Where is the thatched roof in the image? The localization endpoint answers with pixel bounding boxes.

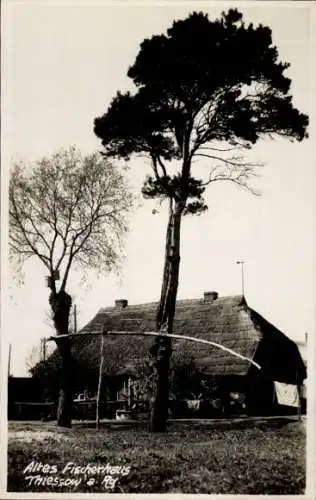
[70,294,306,383]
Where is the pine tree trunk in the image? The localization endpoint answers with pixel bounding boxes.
[149,200,184,432]
[49,290,73,428]
[156,198,173,328]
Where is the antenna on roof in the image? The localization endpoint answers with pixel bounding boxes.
[236,260,245,297]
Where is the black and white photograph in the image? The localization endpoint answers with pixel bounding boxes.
[1,0,315,496]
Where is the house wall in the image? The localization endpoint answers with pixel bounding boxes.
[249,309,307,384]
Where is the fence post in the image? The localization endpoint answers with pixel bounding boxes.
[297,383,302,422]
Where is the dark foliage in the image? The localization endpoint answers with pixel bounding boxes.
[94,9,308,212]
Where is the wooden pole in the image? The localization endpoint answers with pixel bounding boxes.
[297,384,302,421]
[236,260,245,296]
[8,344,12,377]
[127,377,132,411]
[297,368,302,422]
[42,337,47,362]
[296,367,301,422]
[74,305,77,334]
[96,333,105,430]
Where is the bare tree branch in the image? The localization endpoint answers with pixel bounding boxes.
[197,156,264,196]
[9,147,134,293]
[9,197,51,269]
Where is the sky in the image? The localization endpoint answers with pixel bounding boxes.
[2,1,315,377]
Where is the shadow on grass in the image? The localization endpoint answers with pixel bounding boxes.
[8,419,306,494]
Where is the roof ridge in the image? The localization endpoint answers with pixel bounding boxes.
[98,294,245,313]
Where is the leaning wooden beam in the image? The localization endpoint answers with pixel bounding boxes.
[47,330,261,370]
[96,333,105,430]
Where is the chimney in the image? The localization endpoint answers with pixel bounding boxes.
[204,291,218,302]
[115,299,128,309]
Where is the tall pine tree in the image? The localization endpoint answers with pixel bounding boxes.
[94,10,308,431]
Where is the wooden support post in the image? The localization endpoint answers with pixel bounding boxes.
[127,377,132,411]
[42,337,47,362]
[297,383,302,422]
[8,344,12,377]
[96,333,105,430]
[296,368,302,422]
[74,305,77,334]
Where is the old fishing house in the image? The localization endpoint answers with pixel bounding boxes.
[67,292,306,417]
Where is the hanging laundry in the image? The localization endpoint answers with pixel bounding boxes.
[274,382,299,407]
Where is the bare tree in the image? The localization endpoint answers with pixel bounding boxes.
[9,146,133,426]
[25,345,41,373]
[25,339,55,373]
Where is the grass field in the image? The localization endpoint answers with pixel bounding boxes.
[8,419,305,494]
